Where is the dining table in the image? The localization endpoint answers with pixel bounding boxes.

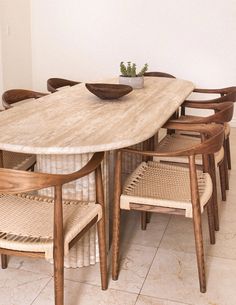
[0,76,194,268]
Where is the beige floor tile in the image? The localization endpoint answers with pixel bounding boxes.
[159,195,236,260]
[8,256,53,276]
[136,295,190,305]
[141,248,236,305]
[65,243,157,294]
[120,211,170,247]
[32,279,138,305]
[0,268,51,305]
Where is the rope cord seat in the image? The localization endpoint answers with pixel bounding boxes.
[0,193,102,259]
[154,134,224,165]
[177,114,230,137]
[120,161,212,218]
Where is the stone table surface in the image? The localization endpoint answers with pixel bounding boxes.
[0,77,194,154]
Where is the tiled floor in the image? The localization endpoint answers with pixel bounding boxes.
[1,128,236,305]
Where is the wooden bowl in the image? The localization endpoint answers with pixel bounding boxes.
[85,83,133,100]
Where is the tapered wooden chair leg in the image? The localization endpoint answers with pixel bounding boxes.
[209,155,219,231]
[1,254,8,269]
[141,212,147,230]
[206,199,216,244]
[112,150,122,281]
[218,161,227,201]
[223,141,229,190]
[225,137,231,170]
[54,253,64,305]
[193,208,206,293]
[140,136,154,230]
[96,164,108,290]
[54,186,64,305]
[189,156,206,293]
[146,212,151,223]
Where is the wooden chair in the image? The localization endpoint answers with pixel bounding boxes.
[1,89,48,171]
[0,151,107,305]
[158,102,234,208]
[182,88,236,170]
[144,71,176,78]
[2,89,48,109]
[112,123,224,293]
[47,78,80,93]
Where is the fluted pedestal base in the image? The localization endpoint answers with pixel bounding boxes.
[36,152,109,268]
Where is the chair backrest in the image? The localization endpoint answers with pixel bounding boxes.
[181,101,234,124]
[47,78,80,93]
[144,71,176,78]
[205,91,236,104]
[123,123,224,158]
[0,152,104,194]
[194,86,236,96]
[2,89,48,109]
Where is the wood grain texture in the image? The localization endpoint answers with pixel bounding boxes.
[0,77,194,154]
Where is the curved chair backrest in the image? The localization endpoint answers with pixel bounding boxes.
[2,89,47,109]
[47,78,80,93]
[123,123,224,158]
[0,152,104,194]
[144,71,176,78]
[194,86,236,96]
[210,91,236,103]
[180,101,234,124]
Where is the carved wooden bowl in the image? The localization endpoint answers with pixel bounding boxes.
[85,83,133,100]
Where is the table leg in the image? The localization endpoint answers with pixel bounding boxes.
[36,152,109,268]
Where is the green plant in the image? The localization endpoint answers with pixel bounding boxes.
[120,62,148,77]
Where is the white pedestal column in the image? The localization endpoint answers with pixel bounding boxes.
[36,152,109,268]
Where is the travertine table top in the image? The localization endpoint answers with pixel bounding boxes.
[0,77,194,154]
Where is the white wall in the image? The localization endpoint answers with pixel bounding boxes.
[30,0,236,122]
[0,0,32,90]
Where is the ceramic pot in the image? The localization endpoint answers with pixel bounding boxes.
[119,76,144,89]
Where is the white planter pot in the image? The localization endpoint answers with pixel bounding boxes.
[119,76,144,89]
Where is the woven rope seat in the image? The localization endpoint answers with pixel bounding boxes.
[0,193,101,259]
[120,161,212,218]
[177,114,230,137]
[154,134,224,165]
[2,151,36,170]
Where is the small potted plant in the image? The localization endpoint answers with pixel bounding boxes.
[119,62,148,89]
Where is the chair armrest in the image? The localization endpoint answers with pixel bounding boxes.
[0,152,104,193]
[194,87,236,95]
[182,101,224,110]
[122,123,224,157]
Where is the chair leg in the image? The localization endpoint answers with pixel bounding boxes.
[112,150,122,281]
[54,251,64,305]
[140,136,154,230]
[1,254,8,269]
[141,212,147,230]
[223,141,229,191]
[209,155,219,231]
[192,206,206,293]
[218,161,227,201]
[146,212,151,223]
[189,156,206,293]
[54,186,64,305]
[95,164,108,290]
[97,219,108,289]
[225,137,231,170]
[206,199,215,244]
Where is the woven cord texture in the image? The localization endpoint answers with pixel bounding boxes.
[123,161,207,203]
[0,193,101,258]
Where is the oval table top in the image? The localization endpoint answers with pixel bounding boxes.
[0,77,194,154]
